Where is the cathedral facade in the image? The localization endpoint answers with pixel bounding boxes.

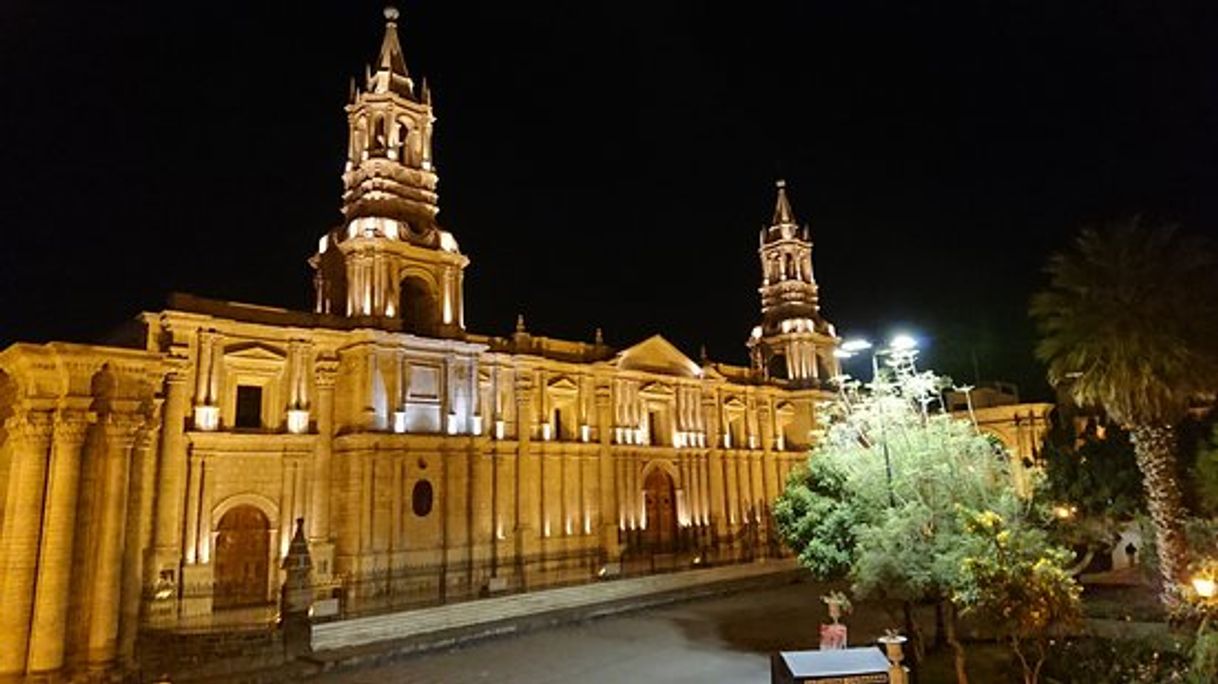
[0,10,839,679]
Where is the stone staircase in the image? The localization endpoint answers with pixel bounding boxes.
[310,558,798,660]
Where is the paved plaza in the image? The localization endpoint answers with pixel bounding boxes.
[317,579,885,684]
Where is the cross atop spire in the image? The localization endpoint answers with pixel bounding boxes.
[369,6,415,98]
[772,179,796,226]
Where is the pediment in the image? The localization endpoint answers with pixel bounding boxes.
[614,335,701,378]
[640,381,674,396]
[547,376,579,393]
[775,401,796,415]
[223,342,287,362]
[723,395,747,411]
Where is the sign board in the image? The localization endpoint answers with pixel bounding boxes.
[771,647,891,684]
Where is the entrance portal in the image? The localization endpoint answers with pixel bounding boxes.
[643,469,677,550]
[214,505,271,609]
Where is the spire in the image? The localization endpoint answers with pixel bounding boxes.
[371,6,414,97]
[772,179,796,226]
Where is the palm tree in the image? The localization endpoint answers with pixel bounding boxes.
[1030,217,1218,602]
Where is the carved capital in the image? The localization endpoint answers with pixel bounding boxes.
[164,358,193,385]
[315,356,340,389]
[52,408,95,445]
[513,383,535,406]
[100,412,148,446]
[7,409,56,444]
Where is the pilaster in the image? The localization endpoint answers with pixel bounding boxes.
[513,378,539,580]
[309,357,338,585]
[151,364,191,597]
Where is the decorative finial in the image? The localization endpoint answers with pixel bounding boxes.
[595,328,604,345]
[516,314,526,333]
[700,344,709,364]
[384,6,400,22]
[776,179,786,189]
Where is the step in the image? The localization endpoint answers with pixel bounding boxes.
[311,559,797,653]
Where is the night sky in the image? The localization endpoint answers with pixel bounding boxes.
[3,2,1215,398]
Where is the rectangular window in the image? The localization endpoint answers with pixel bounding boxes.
[235,385,263,429]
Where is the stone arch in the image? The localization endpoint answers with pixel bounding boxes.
[395,117,412,164]
[399,269,440,336]
[211,492,279,531]
[640,458,681,489]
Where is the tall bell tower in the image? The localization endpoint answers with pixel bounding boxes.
[747,180,839,385]
[311,7,467,338]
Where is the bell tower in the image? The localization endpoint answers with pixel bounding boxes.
[311,7,467,338]
[747,180,839,385]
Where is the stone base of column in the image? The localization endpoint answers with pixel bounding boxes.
[179,564,214,619]
[281,612,313,661]
[308,540,336,585]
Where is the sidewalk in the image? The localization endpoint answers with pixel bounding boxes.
[307,558,800,673]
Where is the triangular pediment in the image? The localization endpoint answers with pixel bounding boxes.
[547,376,579,392]
[614,335,701,378]
[640,381,674,396]
[223,342,286,362]
[723,395,747,411]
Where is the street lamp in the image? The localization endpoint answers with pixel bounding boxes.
[837,335,920,508]
[1193,576,1216,600]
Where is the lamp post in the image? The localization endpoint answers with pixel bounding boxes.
[835,334,920,508]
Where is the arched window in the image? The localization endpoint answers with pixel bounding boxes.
[353,116,368,160]
[371,115,386,154]
[784,253,794,280]
[767,353,789,380]
[412,480,434,517]
[396,118,411,164]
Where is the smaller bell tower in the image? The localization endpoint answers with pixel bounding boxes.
[747,180,839,385]
[310,7,467,338]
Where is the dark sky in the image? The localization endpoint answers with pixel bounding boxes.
[2,2,1215,398]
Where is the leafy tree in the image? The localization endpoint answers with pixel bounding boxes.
[1030,217,1218,601]
[1190,424,1218,517]
[1042,422,1143,519]
[775,356,1078,684]
[953,507,1083,684]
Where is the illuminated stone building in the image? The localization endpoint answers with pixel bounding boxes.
[0,9,838,679]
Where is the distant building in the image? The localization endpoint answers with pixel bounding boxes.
[0,10,839,678]
[945,382,1053,494]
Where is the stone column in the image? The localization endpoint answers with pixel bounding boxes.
[703,398,727,536]
[0,410,54,677]
[594,386,617,557]
[26,410,91,675]
[309,360,337,582]
[120,422,160,664]
[514,379,538,585]
[84,413,142,669]
[151,366,190,584]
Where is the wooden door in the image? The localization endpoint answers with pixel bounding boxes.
[214,505,270,609]
[643,469,677,550]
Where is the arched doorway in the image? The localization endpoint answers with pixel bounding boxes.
[214,505,271,609]
[643,469,677,550]
[399,275,439,336]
